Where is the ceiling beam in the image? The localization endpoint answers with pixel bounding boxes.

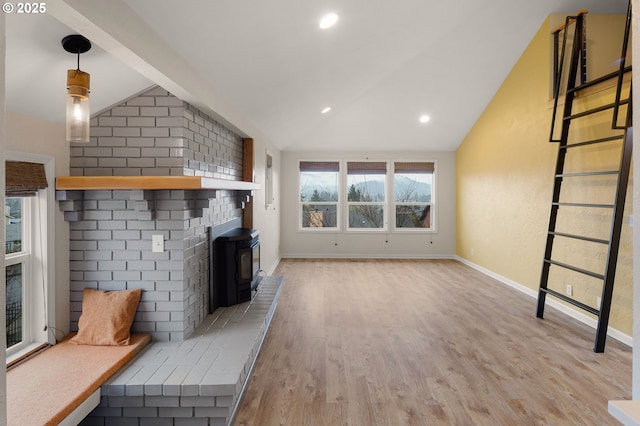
[45,0,261,140]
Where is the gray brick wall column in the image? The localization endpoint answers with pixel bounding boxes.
[65,85,245,342]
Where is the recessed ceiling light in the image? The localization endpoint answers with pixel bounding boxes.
[419,115,430,124]
[319,13,339,29]
[321,107,332,114]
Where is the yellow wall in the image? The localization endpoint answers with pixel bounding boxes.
[456,16,633,336]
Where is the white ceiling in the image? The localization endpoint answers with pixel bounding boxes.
[5,0,628,152]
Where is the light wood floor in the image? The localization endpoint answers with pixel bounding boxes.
[234,259,631,425]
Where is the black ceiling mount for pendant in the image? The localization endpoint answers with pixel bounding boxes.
[61,34,91,55]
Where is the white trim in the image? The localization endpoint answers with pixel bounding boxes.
[345,161,388,232]
[5,342,46,366]
[58,388,101,426]
[298,159,341,231]
[265,257,282,276]
[391,159,437,232]
[281,253,455,260]
[297,158,439,234]
[455,256,633,348]
[4,152,56,350]
[265,149,274,209]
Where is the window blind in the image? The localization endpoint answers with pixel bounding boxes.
[6,161,48,197]
[299,161,339,172]
[394,162,434,173]
[347,161,387,175]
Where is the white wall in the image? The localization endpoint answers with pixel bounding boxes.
[251,138,281,274]
[280,150,456,258]
[5,111,70,338]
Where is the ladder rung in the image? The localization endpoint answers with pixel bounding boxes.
[552,202,614,209]
[562,135,625,149]
[540,288,600,315]
[544,259,605,280]
[563,100,629,121]
[556,170,619,178]
[567,66,632,93]
[549,231,609,245]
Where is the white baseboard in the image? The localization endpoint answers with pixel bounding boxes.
[265,257,282,276]
[280,253,456,260]
[455,256,633,348]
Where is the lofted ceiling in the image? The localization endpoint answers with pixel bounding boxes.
[5,0,628,152]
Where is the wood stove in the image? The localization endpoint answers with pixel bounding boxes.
[210,227,261,312]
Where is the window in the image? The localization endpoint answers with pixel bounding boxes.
[6,197,28,348]
[5,156,53,359]
[299,161,339,229]
[265,152,274,208]
[297,158,437,234]
[393,161,434,230]
[347,162,387,230]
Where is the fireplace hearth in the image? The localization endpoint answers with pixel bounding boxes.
[210,227,261,312]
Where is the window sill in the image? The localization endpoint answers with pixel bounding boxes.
[7,342,49,369]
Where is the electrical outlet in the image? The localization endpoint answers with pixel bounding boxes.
[597,296,602,308]
[471,248,475,256]
[566,284,573,296]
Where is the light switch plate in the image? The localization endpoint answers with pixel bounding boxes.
[152,234,164,253]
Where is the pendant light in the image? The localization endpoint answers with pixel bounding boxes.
[62,35,92,143]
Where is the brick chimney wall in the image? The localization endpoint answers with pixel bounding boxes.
[65,85,245,341]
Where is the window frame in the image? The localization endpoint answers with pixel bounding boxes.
[345,161,388,232]
[5,197,32,352]
[298,160,341,231]
[265,150,274,208]
[391,160,436,233]
[5,152,55,362]
[296,158,438,235]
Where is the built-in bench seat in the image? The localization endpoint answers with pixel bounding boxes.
[7,333,151,426]
[82,275,283,426]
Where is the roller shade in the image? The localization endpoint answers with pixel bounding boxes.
[394,162,434,173]
[347,161,387,175]
[6,161,48,197]
[299,161,339,172]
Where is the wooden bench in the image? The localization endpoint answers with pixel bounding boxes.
[7,333,150,426]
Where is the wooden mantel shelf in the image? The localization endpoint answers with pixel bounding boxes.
[56,176,259,191]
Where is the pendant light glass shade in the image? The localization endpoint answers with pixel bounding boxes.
[66,69,90,143]
[62,34,92,143]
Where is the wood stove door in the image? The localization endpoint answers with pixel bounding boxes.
[236,245,252,303]
[238,247,252,282]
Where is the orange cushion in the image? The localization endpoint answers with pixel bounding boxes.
[8,333,151,426]
[71,288,142,346]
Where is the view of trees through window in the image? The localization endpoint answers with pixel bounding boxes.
[394,162,433,229]
[346,161,387,229]
[299,162,339,229]
[299,160,434,231]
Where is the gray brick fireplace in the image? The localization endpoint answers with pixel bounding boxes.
[58,85,251,341]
